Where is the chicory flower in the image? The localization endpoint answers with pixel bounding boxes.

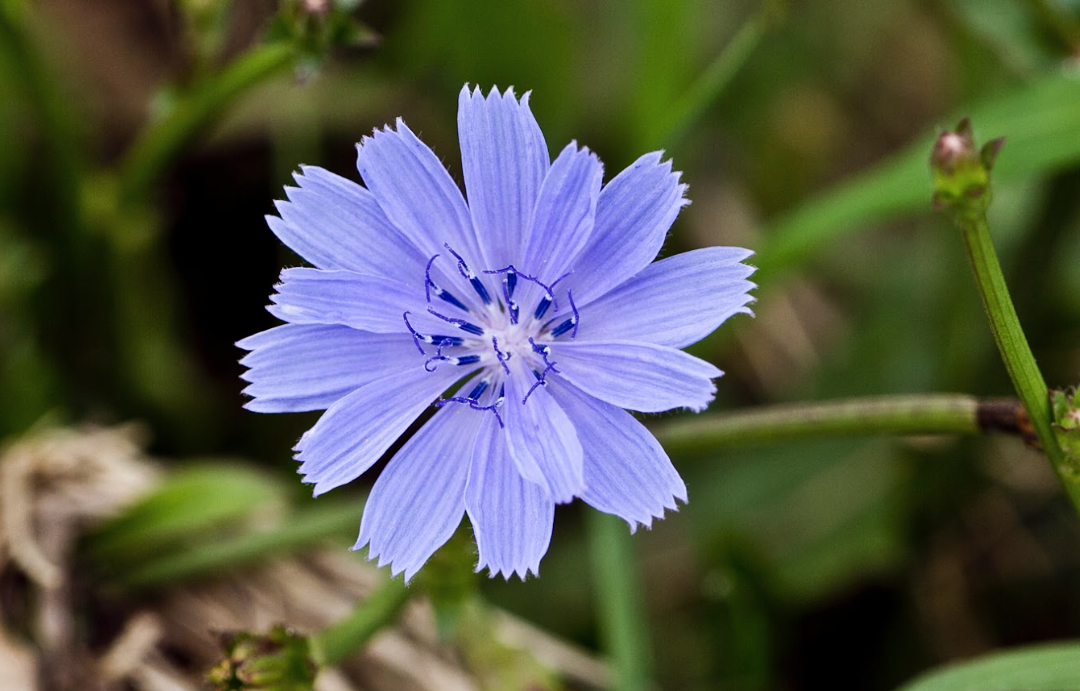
[239,85,755,580]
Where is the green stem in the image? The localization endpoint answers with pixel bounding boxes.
[646,10,768,151]
[311,579,412,667]
[958,213,1080,511]
[117,501,361,588]
[586,511,653,691]
[653,394,1015,458]
[118,42,295,205]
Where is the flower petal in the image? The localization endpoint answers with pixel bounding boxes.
[466,415,555,579]
[294,364,463,496]
[458,85,549,269]
[503,371,585,503]
[268,166,428,281]
[237,324,421,412]
[549,340,720,413]
[521,142,602,284]
[571,247,756,348]
[354,403,479,581]
[356,119,485,270]
[548,379,686,530]
[267,268,422,333]
[565,152,687,305]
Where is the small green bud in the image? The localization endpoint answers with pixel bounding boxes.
[208,625,317,691]
[1051,387,1080,460]
[930,118,1005,217]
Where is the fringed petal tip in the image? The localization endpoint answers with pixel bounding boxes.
[475,561,541,581]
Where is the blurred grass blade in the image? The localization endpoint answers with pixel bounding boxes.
[647,10,769,150]
[119,42,295,205]
[897,642,1080,691]
[88,464,287,568]
[759,67,1080,275]
[117,500,362,589]
[586,511,653,691]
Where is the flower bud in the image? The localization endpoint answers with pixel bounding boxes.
[207,625,317,691]
[930,118,1005,213]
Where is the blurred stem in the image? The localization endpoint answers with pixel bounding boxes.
[118,42,295,206]
[1021,0,1080,52]
[310,579,412,667]
[117,501,361,588]
[654,394,1026,458]
[586,511,653,691]
[647,9,769,150]
[957,211,1080,511]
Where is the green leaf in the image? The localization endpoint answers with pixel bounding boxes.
[87,464,287,569]
[897,642,1080,691]
[759,68,1080,275]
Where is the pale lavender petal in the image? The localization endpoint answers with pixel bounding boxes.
[295,365,464,496]
[548,379,686,531]
[238,324,421,412]
[356,119,485,271]
[269,166,428,281]
[503,370,585,503]
[565,152,688,305]
[354,404,479,581]
[550,340,720,413]
[267,268,423,333]
[521,142,602,284]
[570,247,756,348]
[458,85,549,270]
[466,415,555,579]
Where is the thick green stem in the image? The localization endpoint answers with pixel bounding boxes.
[958,214,1080,510]
[586,511,653,691]
[310,579,412,667]
[653,394,1021,458]
[118,42,295,205]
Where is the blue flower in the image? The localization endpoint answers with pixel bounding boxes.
[238,85,755,581]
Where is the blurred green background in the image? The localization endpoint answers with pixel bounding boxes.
[2,0,1080,689]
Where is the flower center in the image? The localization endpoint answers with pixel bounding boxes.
[401,244,580,426]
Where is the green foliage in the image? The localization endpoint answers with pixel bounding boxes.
[896,642,1080,691]
[87,464,287,572]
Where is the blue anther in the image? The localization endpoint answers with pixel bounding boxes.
[428,308,486,336]
[425,255,469,311]
[430,335,465,347]
[469,276,492,305]
[467,380,490,400]
[551,320,575,337]
[455,354,481,366]
[533,296,552,320]
[567,290,580,338]
[506,269,517,297]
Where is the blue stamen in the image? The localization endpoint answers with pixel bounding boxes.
[467,380,490,400]
[506,269,517,297]
[428,308,486,336]
[402,312,426,354]
[491,336,512,375]
[444,243,493,305]
[455,355,481,366]
[551,319,575,337]
[436,383,505,427]
[469,276,492,305]
[550,291,580,338]
[425,255,469,310]
[534,297,552,320]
